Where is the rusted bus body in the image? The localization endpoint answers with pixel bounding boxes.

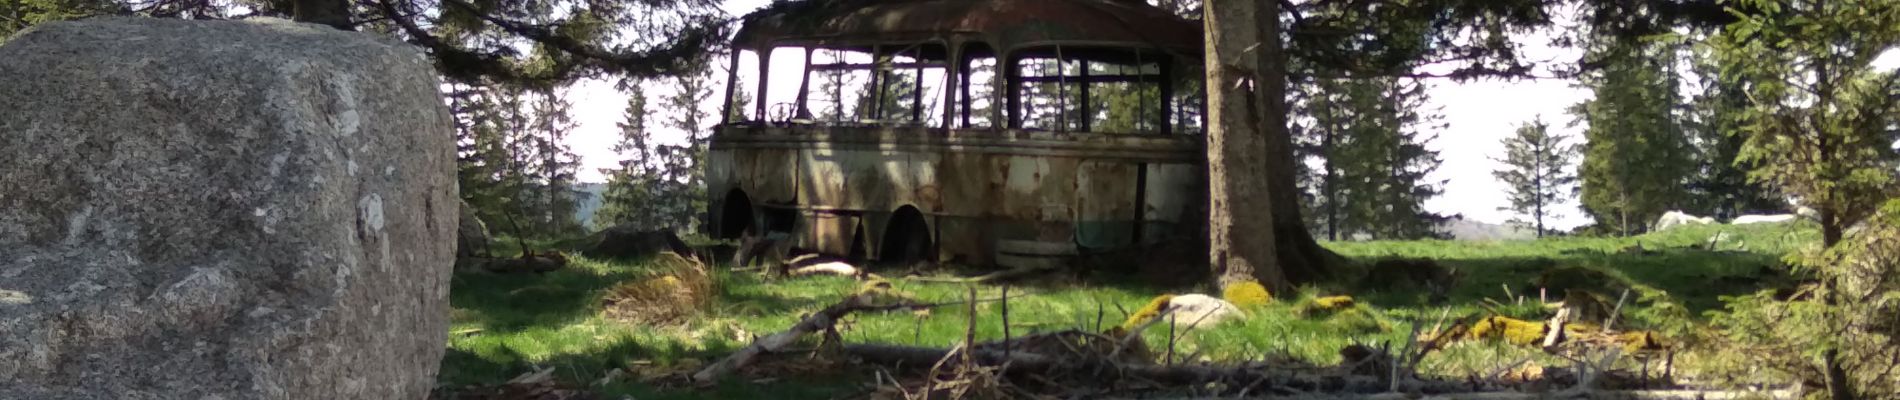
[707,125,1203,266]
[708,0,1208,267]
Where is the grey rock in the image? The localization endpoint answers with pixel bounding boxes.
[0,17,455,400]
[458,199,491,259]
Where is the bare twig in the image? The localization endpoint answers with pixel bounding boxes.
[1483,356,1535,385]
[1604,288,1632,332]
[1166,311,1178,366]
[1393,321,1422,392]
[1094,297,1107,332]
[694,289,1029,383]
[1110,308,1177,360]
[1001,285,1012,363]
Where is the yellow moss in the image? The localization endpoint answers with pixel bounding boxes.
[1315,296,1355,309]
[1120,294,1176,331]
[1466,316,1548,346]
[654,275,684,287]
[1293,295,1357,317]
[1617,331,1666,353]
[1222,281,1273,307]
[1564,322,1601,336]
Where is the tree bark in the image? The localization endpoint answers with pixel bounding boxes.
[292,0,354,31]
[1202,0,1289,292]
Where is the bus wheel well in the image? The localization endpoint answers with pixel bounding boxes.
[879,205,931,266]
[718,189,756,239]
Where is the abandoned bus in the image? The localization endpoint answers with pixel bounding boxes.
[707,0,1208,269]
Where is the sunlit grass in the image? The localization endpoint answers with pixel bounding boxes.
[437,221,1818,398]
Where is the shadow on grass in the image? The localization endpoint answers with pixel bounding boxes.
[436,336,804,398]
[449,253,703,334]
[1342,245,1793,321]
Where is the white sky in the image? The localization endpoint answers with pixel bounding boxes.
[556,0,1900,232]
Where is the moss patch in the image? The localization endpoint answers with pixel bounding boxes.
[1223,281,1273,307]
[1120,294,1176,331]
[1466,316,1548,346]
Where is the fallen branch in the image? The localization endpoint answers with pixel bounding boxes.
[691,291,1030,383]
[691,294,866,383]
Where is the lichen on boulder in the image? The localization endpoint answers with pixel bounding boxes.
[0,16,455,399]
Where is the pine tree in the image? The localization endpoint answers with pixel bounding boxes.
[1492,117,1577,237]
[596,81,659,230]
[1355,77,1448,240]
[1295,77,1353,240]
[448,84,514,232]
[727,87,753,123]
[525,89,585,237]
[855,61,921,124]
[1708,1,1900,396]
[652,59,717,233]
[486,85,537,238]
[1683,42,1783,220]
[1572,39,1696,236]
[1296,77,1447,240]
[1,0,122,38]
[964,59,999,128]
[815,63,852,122]
[1021,59,1087,131]
[1093,61,1168,134]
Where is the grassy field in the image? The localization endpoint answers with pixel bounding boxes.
[434,221,1818,398]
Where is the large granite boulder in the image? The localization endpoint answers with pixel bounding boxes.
[0,17,456,399]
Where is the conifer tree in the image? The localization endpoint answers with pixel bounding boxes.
[448,84,515,231]
[1708,1,1900,396]
[1683,42,1783,219]
[1492,116,1577,237]
[1572,39,1696,236]
[596,82,658,229]
[523,89,584,237]
[856,61,921,124]
[651,59,716,233]
[1295,77,1446,240]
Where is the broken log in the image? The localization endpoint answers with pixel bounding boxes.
[691,294,866,383]
[691,291,1031,383]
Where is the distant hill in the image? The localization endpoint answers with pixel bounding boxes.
[1437,216,1537,241]
[573,182,606,229]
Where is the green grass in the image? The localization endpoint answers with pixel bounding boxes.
[436,221,1819,398]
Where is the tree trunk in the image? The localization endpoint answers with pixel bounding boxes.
[292,0,353,31]
[1202,0,1288,292]
[1819,208,1855,400]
